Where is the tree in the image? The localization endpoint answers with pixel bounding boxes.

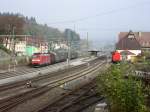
[0,13,25,35]
[63,29,80,41]
[97,63,148,112]
[0,13,25,49]
[0,12,81,53]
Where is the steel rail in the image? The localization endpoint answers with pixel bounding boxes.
[0,59,107,112]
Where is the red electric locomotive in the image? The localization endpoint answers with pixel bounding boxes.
[112,51,121,63]
[31,53,55,66]
[31,51,78,67]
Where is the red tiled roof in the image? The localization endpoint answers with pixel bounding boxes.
[116,31,141,50]
[119,32,150,48]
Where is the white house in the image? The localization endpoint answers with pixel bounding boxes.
[15,41,27,55]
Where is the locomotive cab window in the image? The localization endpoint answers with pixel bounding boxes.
[32,55,40,58]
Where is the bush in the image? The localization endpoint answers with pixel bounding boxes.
[0,44,11,54]
[97,63,148,112]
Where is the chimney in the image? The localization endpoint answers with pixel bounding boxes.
[138,32,142,37]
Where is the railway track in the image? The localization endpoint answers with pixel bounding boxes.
[38,80,104,112]
[0,58,81,79]
[0,57,101,92]
[0,63,86,92]
[0,57,107,112]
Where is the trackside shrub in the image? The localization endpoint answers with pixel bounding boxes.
[97,63,148,112]
[0,44,11,54]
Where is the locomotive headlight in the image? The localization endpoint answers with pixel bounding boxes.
[32,59,40,61]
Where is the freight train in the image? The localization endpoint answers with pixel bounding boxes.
[31,51,78,66]
[111,51,121,63]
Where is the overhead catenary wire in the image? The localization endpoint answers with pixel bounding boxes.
[47,1,150,25]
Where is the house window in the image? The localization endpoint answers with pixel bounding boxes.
[128,35,134,39]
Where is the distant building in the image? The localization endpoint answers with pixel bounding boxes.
[15,36,44,56]
[15,40,27,56]
[39,42,49,53]
[54,41,69,50]
[116,30,141,61]
[1,36,47,56]
[17,37,49,55]
[1,35,72,56]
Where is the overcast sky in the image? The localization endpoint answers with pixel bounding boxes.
[0,0,150,47]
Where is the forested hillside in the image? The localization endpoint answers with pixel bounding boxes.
[0,13,80,42]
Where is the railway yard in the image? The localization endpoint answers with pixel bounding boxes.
[0,56,109,112]
[0,1,150,111]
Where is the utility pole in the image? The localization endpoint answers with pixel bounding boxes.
[12,26,16,71]
[74,24,76,32]
[87,32,89,56]
[12,27,15,53]
[67,29,71,67]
